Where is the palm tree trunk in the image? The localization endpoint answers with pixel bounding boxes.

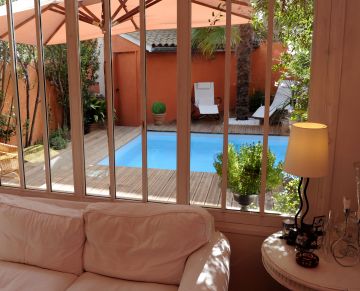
[236,24,253,120]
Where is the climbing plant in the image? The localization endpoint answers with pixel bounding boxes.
[251,0,314,121]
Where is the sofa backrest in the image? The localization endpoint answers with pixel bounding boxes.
[0,195,85,275]
[83,202,214,285]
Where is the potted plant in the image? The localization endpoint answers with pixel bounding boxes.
[83,95,107,133]
[214,143,283,210]
[152,102,166,125]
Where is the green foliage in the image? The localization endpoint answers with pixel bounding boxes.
[152,102,166,114]
[49,127,69,150]
[214,143,283,196]
[272,175,300,215]
[251,0,313,121]
[0,113,16,142]
[83,95,106,126]
[191,26,241,59]
[44,40,100,129]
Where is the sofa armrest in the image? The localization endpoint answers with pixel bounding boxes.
[179,231,231,291]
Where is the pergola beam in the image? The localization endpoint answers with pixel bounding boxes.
[0,5,51,39]
[192,0,251,20]
[44,19,65,45]
[113,0,161,26]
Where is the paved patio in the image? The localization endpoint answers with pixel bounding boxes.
[0,122,288,209]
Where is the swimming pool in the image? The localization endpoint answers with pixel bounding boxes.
[98,132,289,173]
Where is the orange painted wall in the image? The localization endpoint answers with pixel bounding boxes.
[250,42,285,96]
[1,64,63,146]
[112,36,285,126]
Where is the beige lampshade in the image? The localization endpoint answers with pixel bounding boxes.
[284,122,329,178]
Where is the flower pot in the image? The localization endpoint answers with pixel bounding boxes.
[234,194,256,211]
[153,113,166,125]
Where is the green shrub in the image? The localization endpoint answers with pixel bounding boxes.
[272,175,300,215]
[214,143,283,196]
[49,128,69,150]
[83,95,106,127]
[152,102,166,114]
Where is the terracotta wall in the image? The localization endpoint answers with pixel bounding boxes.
[112,36,285,126]
[1,64,63,146]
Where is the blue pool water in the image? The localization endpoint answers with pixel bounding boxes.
[99,132,288,173]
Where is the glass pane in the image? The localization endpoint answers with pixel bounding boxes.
[0,2,20,188]
[82,37,110,197]
[43,1,74,193]
[264,0,314,215]
[146,1,177,204]
[112,1,144,200]
[189,2,260,211]
[14,6,47,190]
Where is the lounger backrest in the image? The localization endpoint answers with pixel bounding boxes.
[194,82,215,106]
[270,80,293,110]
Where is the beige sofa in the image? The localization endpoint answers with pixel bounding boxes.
[0,194,230,291]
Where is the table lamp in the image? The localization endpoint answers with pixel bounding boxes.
[284,122,329,233]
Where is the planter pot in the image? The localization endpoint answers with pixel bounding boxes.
[233,194,256,211]
[153,113,166,125]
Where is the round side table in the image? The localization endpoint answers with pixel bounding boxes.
[261,232,360,291]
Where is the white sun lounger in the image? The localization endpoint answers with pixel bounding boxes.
[194,82,219,117]
[252,80,293,119]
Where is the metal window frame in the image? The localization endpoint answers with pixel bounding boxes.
[5,0,25,189]
[65,0,86,196]
[34,0,52,192]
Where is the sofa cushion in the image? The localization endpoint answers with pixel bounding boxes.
[67,272,178,291]
[0,261,77,291]
[0,194,85,275]
[83,202,214,285]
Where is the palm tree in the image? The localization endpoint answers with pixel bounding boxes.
[236,23,253,120]
[191,26,241,59]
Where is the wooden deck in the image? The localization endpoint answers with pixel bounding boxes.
[0,122,288,209]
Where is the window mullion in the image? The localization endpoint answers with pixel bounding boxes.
[176,0,191,205]
[5,0,25,189]
[140,0,148,202]
[221,0,232,210]
[65,0,86,196]
[34,0,52,192]
[103,0,116,199]
[259,0,275,214]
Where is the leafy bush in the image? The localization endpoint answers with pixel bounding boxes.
[0,114,16,143]
[83,95,106,127]
[272,175,300,215]
[49,128,69,150]
[152,102,166,114]
[214,143,283,196]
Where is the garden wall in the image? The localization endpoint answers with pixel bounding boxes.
[112,35,284,126]
[0,64,63,146]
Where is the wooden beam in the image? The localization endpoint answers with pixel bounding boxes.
[192,0,251,20]
[44,19,65,45]
[0,5,51,39]
[111,1,125,21]
[119,0,139,30]
[34,0,52,192]
[176,0,191,205]
[259,0,274,214]
[79,3,101,24]
[219,0,250,7]
[140,0,148,202]
[65,0,86,196]
[5,0,25,188]
[113,0,161,26]
[103,0,116,199]
[221,0,232,210]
